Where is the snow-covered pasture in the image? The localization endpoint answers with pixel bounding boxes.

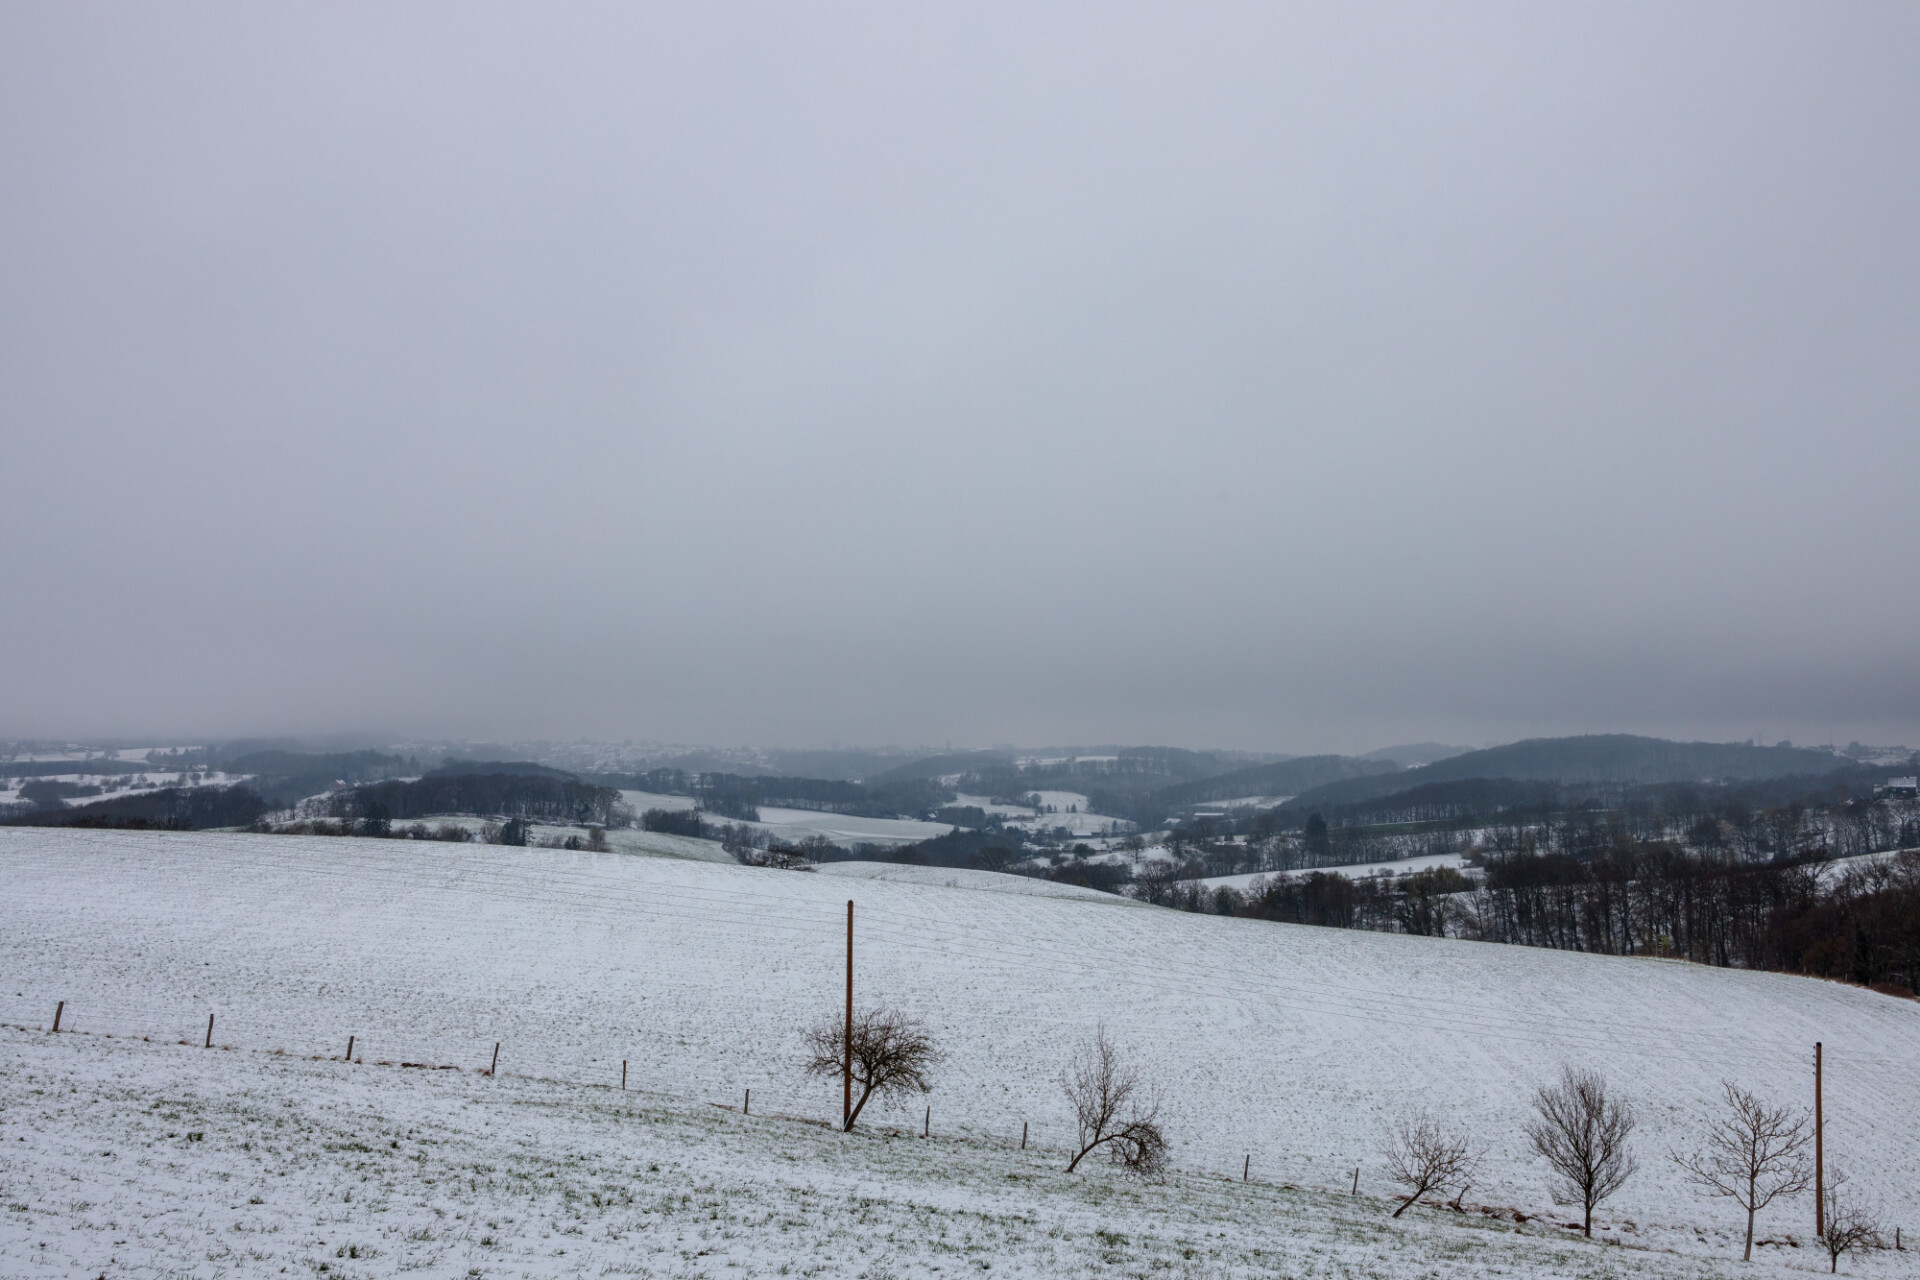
[953,789,1132,839]
[619,788,952,849]
[2,828,1917,1274]
[0,768,246,807]
[1196,853,1476,891]
[746,806,954,847]
[7,1025,1831,1280]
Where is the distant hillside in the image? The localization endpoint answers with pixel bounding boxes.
[1152,755,1400,810]
[2,785,267,830]
[1355,742,1470,767]
[1420,735,1844,784]
[869,751,1015,784]
[426,759,576,781]
[221,749,413,805]
[333,774,622,826]
[1283,735,1850,811]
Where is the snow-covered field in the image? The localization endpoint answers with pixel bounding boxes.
[617,789,951,849]
[2,828,1917,1277]
[0,768,247,808]
[1196,853,1475,891]
[953,790,1133,839]
[9,1025,1849,1280]
[747,806,953,847]
[815,859,1124,903]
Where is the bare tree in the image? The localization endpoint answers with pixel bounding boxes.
[801,1007,937,1132]
[1819,1172,1883,1274]
[1060,1026,1168,1178]
[1380,1112,1479,1218]
[1523,1066,1638,1237]
[1672,1081,1813,1261]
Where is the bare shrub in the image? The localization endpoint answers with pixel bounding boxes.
[1820,1171,1883,1274]
[1060,1026,1168,1179]
[802,1008,937,1131]
[1381,1111,1479,1218]
[1523,1066,1637,1237]
[1672,1081,1812,1261]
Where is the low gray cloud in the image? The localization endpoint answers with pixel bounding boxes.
[3,3,1916,751]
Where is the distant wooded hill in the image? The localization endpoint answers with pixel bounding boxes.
[2,785,268,830]
[1276,735,1854,814]
[218,749,416,805]
[331,774,626,826]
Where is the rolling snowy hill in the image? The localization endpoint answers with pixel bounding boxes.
[2,827,1915,1276]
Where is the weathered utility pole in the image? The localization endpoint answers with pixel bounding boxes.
[844,900,854,1131]
[1815,1041,1825,1238]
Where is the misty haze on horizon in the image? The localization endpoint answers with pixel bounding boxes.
[3,4,1917,753]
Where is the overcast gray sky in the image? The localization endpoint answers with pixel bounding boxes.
[2,3,1916,753]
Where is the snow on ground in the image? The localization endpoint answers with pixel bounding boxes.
[965,790,1133,839]
[617,790,697,814]
[391,815,734,865]
[1196,853,1475,891]
[745,807,953,848]
[618,789,949,849]
[0,769,248,807]
[6,1025,1847,1280]
[1187,795,1293,811]
[814,860,1126,903]
[2,828,1918,1277]
[952,792,1033,818]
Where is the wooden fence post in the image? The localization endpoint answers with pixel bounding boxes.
[205,1014,214,1049]
[744,1088,750,1115]
[1351,1167,1358,1195]
[489,1042,499,1076]
[1021,1121,1027,1150]
[346,1034,354,1062]
[52,1001,63,1033]
[1243,1154,1250,1182]
[621,1060,627,1091]
[923,1105,929,1138]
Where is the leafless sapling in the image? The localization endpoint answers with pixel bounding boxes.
[802,1007,937,1132]
[1060,1026,1168,1179]
[1380,1112,1479,1218]
[1523,1065,1638,1237]
[1819,1172,1883,1274]
[1672,1081,1813,1261]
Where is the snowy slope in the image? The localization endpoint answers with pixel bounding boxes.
[6,1023,1850,1280]
[1,827,1916,1255]
[815,859,1127,902]
[1197,852,1474,890]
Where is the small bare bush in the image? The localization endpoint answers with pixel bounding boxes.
[802,1008,937,1131]
[1523,1065,1637,1237]
[1060,1026,1168,1179]
[1820,1171,1883,1274]
[1381,1111,1479,1218]
[1672,1081,1812,1261]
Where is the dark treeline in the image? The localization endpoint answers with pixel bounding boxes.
[1469,847,1920,987]
[2,785,270,830]
[1142,844,1920,995]
[224,749,416,805]
[0,758,151,778]
[331,774,628,827]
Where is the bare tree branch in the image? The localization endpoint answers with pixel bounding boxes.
[1523,1065,1638,1238]
[802,1007,937,1132]
[1820,1171,1884,1274]
[1381,1112,1479,1218]
[1060,1026,1168,1179]
[1671,1081,1812,1261]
